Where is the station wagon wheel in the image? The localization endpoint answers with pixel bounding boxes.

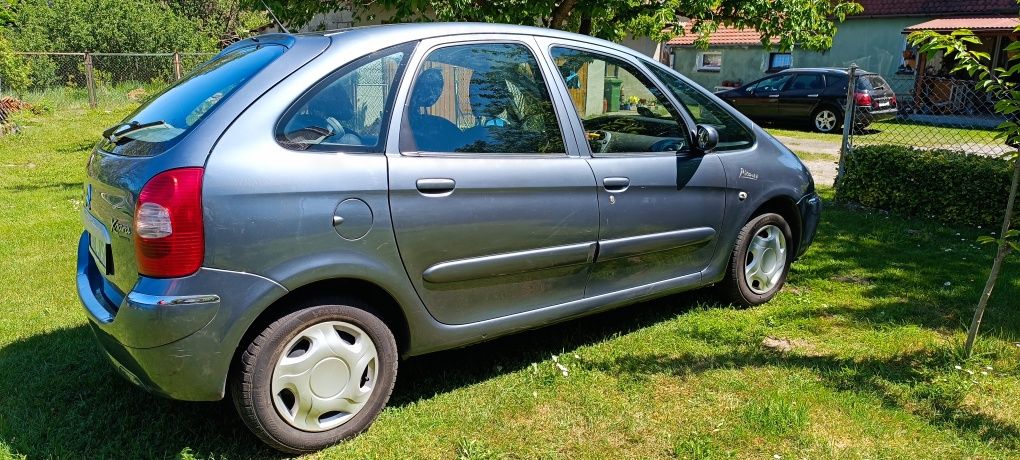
[719,213,794,307]
[812,107,840,133]
[231,303,397,454]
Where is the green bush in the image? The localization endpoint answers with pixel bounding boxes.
[0,35,30,93]
[839,144,1014,228]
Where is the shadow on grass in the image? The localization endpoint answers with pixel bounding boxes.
[0,326,280,459]
[1,181,80,194]
[391,290,716,406]
[0,291,713,458]
[584,348,1020,449]
[785,201,1020,337]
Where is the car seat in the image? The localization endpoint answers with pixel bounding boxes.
[408,68,463,151]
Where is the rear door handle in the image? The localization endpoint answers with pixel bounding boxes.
[807,94,819,97]
[768,94,781,98]
[603,177,630,192]
[416,178,456,196]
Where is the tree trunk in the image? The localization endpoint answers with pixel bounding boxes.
[578,10,592,35]
[549,0,578,30]
[964,154,1020,357]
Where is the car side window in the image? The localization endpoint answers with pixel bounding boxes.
[788,74,825,92]
[749,74,793,94]
[277,43,414,152]
[400,42,565,154]
[646,64,755,152]
[550,46,688,155]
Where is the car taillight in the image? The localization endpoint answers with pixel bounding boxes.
[891,94,898,106]
[854,91,872,107]
[134,167,204,278]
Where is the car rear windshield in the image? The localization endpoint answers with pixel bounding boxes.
[856,75,889,91]
[101,44,285,157]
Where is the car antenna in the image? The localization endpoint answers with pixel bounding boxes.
[260,0,290,34]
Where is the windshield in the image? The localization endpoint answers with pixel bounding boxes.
[856,75,888,91]
[103,44,285,156]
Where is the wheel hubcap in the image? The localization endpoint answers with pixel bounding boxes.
[744,224,787,295]
[815,110,836,131]
[271,321,378,432]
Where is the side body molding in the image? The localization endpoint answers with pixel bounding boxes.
[596,227,717,261]
[422,242,597,283]
[421,228,715,284]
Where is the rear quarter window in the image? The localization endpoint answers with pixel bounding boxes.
[102,44,286,157]
[277,43,415,152]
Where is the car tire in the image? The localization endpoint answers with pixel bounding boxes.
[719,213,795,307]
[231,302,398,454]
[811,106,842,133]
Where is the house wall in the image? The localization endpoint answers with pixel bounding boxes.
[792,17,919,80]
[671,46,768,90]
[671,17,922,91]
[619,36,662,60]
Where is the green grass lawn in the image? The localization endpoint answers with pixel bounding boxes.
[768,119,1003,155]
[2,103,1020,459]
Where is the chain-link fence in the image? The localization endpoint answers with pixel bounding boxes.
[846,67,1009,157]
[1,52,216,131]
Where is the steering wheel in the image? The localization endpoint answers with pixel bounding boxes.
[325,116,364,146]
[650,137,686,153]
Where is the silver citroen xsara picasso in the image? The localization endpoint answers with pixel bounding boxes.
[77,23,821,453]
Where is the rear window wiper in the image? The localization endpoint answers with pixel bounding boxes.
[102,120,173,143]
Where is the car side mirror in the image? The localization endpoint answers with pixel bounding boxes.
[695,124,719,154]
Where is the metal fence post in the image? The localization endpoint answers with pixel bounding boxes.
[836,63,857,192]
[173,52,182,80]
[84,52,97,108]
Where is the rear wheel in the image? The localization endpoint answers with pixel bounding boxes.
[231,302,397,454]
[719,213,794,307]
[812,107,841,133]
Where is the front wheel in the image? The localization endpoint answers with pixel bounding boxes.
[231,303,398,454]
[812,107,842,133]
[719,213,794,307]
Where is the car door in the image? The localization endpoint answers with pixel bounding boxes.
[779,72,826,119]
[722,78,762,115]
[543,43,727,297]
[386,37,600,325]
[739,73,793,120]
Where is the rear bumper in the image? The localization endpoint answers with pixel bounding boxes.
[857,107,897,124]
[796,192,822,257]
[75,232,288,401]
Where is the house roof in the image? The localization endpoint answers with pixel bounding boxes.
[854,0,1016,17]
[903,16,1020,32]
[665,25,780,46]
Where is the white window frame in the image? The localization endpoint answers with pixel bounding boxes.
[695,51,722,72]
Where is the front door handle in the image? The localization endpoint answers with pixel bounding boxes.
[603,177,630,192]
[807,94,819,98]
[768,94,781,98]
[416,178,456,196]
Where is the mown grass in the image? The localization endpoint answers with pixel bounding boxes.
[769,119,1003,154]
[1,102,1020,459]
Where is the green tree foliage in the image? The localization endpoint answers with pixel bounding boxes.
[1,0,268,53]
[0,34,30,93]
[255,0,862,50]
[2,0,216,52]
[163,0,270,47]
